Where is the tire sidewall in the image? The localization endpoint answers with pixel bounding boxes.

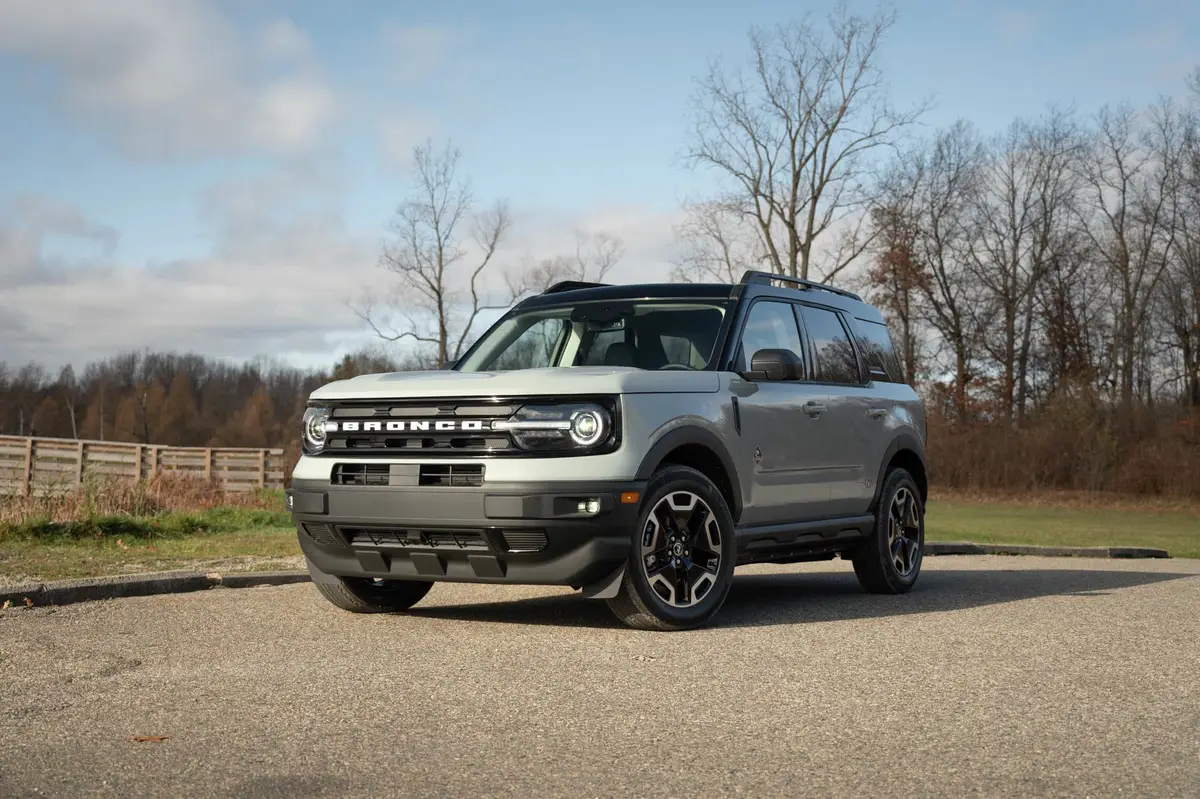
[872,469,925,589]
[624,466,737,627]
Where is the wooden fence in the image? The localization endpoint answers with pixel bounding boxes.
[0,435,285,497]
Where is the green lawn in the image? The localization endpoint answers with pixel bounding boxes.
[0,507,302,584]
[0,527,301,583]
[2,496,1197,584]
[927,498,1200,559]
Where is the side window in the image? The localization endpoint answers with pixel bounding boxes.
[855,320,905,383]
[799,306,861,384]
[737,300,805,371]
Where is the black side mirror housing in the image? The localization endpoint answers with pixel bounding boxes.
[742,348,803,381]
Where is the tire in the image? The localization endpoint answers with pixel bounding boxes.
[305,557,433,613]
[852,468,925,594]
[606,465,737,631]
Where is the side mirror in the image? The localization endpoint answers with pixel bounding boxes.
[742,348,803,382]
[442,358,458,370]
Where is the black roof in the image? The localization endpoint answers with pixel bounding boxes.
[514,271,881,322]
[516,282,737,309]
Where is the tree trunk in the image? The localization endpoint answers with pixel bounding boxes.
[955,345,969,419]
[1015,288,1036,427]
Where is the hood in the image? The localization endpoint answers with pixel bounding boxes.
[309,366,721,402]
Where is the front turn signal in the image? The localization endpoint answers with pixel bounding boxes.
[620,491,640,504]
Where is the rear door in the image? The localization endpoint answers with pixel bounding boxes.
[729,299,834,525]
[795,303,875,516]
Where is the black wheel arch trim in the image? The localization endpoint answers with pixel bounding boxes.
[634,426,743,521]
[871,432,928,510]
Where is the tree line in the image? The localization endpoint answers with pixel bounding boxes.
[0,348,404,449]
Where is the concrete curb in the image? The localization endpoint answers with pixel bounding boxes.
[925,541,1170,559]
[0,541,1172,608]
[0,570,310,608]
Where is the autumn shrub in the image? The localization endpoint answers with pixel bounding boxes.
[927,400,1200,498]
[0,472,288,538]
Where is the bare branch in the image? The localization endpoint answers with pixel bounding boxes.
[685,2,926,280]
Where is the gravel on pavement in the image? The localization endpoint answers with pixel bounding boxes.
[1,555,1197,798]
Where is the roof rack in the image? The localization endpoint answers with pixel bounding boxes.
[542,280,611,295]
[739,270,862,302]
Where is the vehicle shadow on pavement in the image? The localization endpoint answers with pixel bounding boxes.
[407,566,1197,629]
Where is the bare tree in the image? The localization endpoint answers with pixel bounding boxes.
[357,140,512,367]
[684,2,924,282]
[1160,93,1200,406]
[516,230,625,293]
[966,109,1083,423]
[897,122,986,417]
[58,364,80,439]
[1076,101,1183,422]
[671,200,765,283]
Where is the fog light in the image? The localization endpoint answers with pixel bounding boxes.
[576,498,601,515]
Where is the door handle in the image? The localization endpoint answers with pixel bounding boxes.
[867,407,888,420]
[803,401,826,417]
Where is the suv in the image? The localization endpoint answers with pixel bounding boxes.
[287,271,927,631]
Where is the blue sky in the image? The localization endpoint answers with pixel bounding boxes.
[1,0,1197,369]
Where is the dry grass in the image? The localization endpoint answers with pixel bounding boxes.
[0,472,283,529]
[927,399,1200,498]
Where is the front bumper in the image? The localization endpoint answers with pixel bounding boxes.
[288,478,644,586]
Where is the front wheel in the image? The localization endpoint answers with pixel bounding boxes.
[306,557,433,613]
[606,466,737,631]
[851,469,924,594]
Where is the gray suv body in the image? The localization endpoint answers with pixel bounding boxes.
[288,271,928,630]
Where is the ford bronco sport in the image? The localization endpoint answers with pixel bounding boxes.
[287,271,928,630]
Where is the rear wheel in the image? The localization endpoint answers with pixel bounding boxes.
[606,466,736,631]
[306,558,433,613]
[852,468,924,594]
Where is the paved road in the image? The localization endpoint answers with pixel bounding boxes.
[1,556,1198,798]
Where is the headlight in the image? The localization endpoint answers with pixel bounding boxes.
[494,402,614,452]
[302,406,331,454]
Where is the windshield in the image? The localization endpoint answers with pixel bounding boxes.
[457,301,729,372]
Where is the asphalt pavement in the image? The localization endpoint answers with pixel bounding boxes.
[1,555,1197,798]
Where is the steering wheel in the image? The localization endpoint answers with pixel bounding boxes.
[657,363,695,371]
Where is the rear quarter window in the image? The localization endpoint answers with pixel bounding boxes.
[855,320,905,384]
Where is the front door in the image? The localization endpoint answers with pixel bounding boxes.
[730,299,836,526]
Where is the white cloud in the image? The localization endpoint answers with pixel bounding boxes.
[259,18,312,63]
[380,24,458,79]
[0,184,687,370]
[0,0,336,157]
[380,116,438,167]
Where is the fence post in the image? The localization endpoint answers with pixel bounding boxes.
[204,448,213,483]
[258,449,267,488]
[22,437,34,497]
[77,440,86,487]
[135,445,144,484]
[149,446,159,481]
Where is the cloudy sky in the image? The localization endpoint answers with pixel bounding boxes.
[1,0,1197,370]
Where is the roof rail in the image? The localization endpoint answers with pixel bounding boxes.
[739,270,862,302]
[542,280,611,295]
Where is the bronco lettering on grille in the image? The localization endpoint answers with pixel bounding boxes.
[331,420,487,433]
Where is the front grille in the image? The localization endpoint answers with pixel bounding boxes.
[419,464,484,487]
[331,463,484,487]
[303,523,344,547]
[499,530,549,553]
[324,401,518,456]
[343,527,489,551]
[332,463,391,486]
